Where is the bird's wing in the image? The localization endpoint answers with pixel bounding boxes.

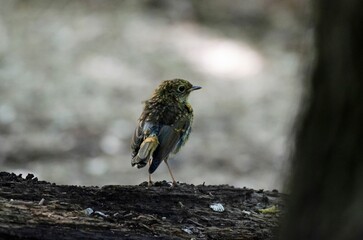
[174,118,192,154]
[131,120,160,168]
[148,117,191,174]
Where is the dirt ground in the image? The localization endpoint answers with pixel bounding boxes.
[0,172,284,239]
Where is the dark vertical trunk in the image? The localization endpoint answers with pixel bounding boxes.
[280,0,363,240]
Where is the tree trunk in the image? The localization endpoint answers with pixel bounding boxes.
[279,0,363,239]
[0,172,283,240]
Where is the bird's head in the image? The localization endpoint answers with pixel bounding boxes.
[153,79,201,103]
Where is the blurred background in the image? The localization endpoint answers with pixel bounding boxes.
[0,0,310,190]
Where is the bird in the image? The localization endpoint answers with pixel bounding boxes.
[131,79,201,186]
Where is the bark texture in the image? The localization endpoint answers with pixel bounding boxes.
[0,172,284,240]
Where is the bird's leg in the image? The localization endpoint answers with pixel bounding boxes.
[165,161,177,186]
[148,174,152,187]
[148,159,153,187]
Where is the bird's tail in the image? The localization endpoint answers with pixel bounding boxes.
[148,157,163,174]
[131,135,159,168]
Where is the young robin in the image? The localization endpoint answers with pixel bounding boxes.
[131,79,201,186]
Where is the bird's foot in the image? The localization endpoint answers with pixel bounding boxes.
[148,181,154,187]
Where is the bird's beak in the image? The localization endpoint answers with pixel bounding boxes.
[190,86,202,91]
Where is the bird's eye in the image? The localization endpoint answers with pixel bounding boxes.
[177,85,186,93]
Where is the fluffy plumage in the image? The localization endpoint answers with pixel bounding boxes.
[131,79,201,185]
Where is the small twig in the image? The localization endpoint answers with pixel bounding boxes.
[187,219,205,228]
